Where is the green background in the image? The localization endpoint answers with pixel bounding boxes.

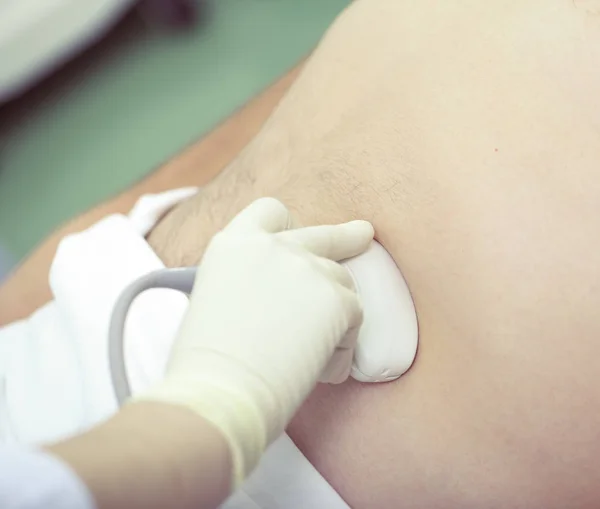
[0,0,347,270]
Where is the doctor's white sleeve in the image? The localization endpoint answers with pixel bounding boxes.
[0,446,95,509]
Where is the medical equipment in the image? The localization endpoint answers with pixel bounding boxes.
[108,240,418,406]
[0,0,202,102]
[0,0,136,102]
[344,241,418,382]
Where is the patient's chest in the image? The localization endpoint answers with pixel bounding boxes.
[284,19,600,502]
[288,158,600,508]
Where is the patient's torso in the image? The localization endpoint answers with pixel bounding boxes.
[279,1,600,507]
[288,159,600,508]
[150,1,600,507]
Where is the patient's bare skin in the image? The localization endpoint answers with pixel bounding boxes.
[148,0,600,507]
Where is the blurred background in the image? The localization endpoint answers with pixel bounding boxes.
[0,0,348,281]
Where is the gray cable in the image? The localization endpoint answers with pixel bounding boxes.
[108,267,198,406]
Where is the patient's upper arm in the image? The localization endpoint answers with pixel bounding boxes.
[0,66,300,326]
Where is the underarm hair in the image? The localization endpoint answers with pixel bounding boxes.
[148,146,376,271]
[147,157,265,268]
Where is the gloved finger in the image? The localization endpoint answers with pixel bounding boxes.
[225,197,291,234]
[339,323,361,349]
[319,324,360,383]
[333,285,364,333]
[319,347,353,384]
[277,220,374,261]
[309,256,357,291]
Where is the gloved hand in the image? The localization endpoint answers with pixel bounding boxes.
[139,198,374,486]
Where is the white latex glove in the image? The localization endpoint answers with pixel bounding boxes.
[140,198,374,485]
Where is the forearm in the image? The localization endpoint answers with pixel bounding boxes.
[48,402,232,509]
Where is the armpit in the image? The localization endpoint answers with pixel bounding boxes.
[145,148,369,268]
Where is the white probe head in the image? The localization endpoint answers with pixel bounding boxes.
[109,241,418,406]
[342,240,418,382]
